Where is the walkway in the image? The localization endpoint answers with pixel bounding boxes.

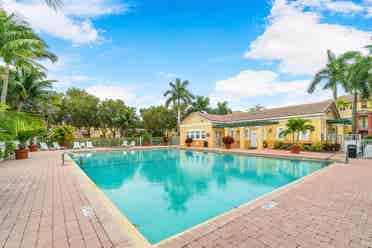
[0,150,371,248]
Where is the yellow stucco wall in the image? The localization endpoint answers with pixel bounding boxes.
[180,113,215,147]
[339,98,372,118]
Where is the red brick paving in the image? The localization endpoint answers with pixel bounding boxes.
[1,150,371,248]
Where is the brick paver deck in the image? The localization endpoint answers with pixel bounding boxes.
[0,150,371,248]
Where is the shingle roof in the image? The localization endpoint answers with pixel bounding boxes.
[198,100,335,123]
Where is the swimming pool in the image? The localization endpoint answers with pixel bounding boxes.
[71,149,329,244]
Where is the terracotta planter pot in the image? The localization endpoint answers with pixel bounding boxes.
[143,141,150,146]
[225,143,232,149]
[290,145,301,154]
[15,149,29,160]
[29,144,38,152]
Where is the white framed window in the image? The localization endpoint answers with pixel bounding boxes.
[277,127,285,140]
[229,129,235,138]
[195,130,201,139]
[300,130,311,141]
[201,130,206,139]
[245,128,250,140]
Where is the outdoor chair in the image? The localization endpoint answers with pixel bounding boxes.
[86,141,94,149]
[73,142,81,149]
[40,142,49,151]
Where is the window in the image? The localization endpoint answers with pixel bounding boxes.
[277,127,285,140]
[195,130,201,139]
[245,128,250,140]
[201,130,206,139]
[362,99,367,109]
[300,130,310,141]
[229,129,235,138]
[360,116,367,129]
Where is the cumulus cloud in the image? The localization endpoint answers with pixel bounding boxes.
[2,0,128,45]
[210,70,332,108]
[86,84,162,108]
[245,0,371,75]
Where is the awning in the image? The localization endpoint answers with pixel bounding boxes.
[213,120,279,128]
[327,118,352,125]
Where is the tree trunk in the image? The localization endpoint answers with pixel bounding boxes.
[1,64,10,104]
[332,85,337,102]
[177,98,181,134]
[17,101,24,112]
[352,91,358,135]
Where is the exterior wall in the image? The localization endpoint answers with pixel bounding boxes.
[180,113,214,148]
[339,98,372,118]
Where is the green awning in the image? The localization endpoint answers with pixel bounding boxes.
[327,118,352,125]
[213,120,279,128]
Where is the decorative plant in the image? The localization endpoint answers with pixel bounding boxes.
[185,137,193,144]
[222,136,234,145]
[280,118,314,153]
[143,133,151,145]
[16,130,36,150]
[51,125,76,147]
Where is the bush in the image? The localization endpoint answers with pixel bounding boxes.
[185,137,193,144]
[309,142,325,152]
[51,125,76,148]
[273,141,284,149]
[222,136,234,145]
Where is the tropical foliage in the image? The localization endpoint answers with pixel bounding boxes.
[280,118,315,144]
[50,125,75,147]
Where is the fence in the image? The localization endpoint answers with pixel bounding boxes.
[76,136,180,147]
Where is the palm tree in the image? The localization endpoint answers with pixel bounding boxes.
[0,10,57,104]
[214,101,232,115]
[44,0,62,9]
[189,96,210,113]
[164,78,194,132]
[308,50,346,101]
[341,51,372,135]
[12,68,56,112]
[280,118,315,144]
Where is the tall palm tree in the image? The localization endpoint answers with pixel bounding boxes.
[164,78,194,132]
[308,50,346,101]
[341,51,372,135]
[0,10,57,104]
[214,101,232,115]
[13,68,56,112]
[190,96,210,113]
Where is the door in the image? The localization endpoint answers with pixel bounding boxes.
[250,131,258,148]
[215,131,222,148]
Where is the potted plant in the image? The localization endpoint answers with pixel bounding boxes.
[222,136,234,149]
[280,118,315,154]
[185,137,193,147]
[51,125,76,148]
[143,133,151,146]
[15,130,35,160]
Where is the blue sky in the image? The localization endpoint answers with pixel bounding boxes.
[4,0,372,110]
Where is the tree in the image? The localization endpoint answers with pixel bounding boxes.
[164,78,194,132]
[308,50,346,101]
[140,106,176,136]
[12,68,56,112]
[211,101,232,115]
[63,88,99,136]
[189,96,210,113]
[280,118,315,143]
[248,104,265,112]
[38,91,64,128]
[0,10,57,104]
[341,51,372,135]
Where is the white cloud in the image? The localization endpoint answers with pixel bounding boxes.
[158,72,179,79]
[245,0,371,75]
[325,1,363,14]
[86,84,162,108]
[210,70,332,108]
[2,0,128,45]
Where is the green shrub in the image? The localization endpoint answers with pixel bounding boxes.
[51,125,76,147]
[309,142,325,152]
[273,141,284,149]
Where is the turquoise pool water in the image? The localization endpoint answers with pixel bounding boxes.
[71,149,328,244]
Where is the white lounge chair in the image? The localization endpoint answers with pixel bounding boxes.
[73,142,81,149]
[40,142,49,151]
[121,140,129,147]
[52,142,61,150]
[129,141,136,147]
[86,141,94,149]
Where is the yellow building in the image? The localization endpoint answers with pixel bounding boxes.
[338,95,372,137]
[180,100,342,150]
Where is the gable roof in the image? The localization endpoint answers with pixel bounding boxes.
[197,100,337,124]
